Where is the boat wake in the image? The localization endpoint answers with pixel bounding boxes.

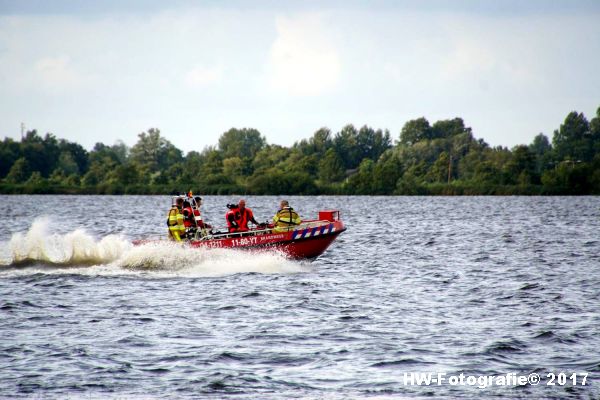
[0,218,310,278]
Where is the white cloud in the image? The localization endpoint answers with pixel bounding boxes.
[184,65,223,87]
[33,55,87,90]
[0,7,598,150]
[438,17,554,88]
[442,37,496,78]
[267,13,341,96]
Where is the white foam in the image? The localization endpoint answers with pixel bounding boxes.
[0,218,311,278]
[117,242,310,277]
[0,217,131,266]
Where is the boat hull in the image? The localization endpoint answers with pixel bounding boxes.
[134,219,345,260]
[189,220,345,260]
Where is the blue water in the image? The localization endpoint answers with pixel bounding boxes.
[1,195,599,399]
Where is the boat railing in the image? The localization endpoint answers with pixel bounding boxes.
[192,219,334,241]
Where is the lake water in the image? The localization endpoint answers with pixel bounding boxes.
[1,195,599,399]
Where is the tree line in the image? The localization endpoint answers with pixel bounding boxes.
[1,107,599,195]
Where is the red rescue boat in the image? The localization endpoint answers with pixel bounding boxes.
[135,210,346,260]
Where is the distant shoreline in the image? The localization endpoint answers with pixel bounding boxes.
[2,108,599,196]
[0,183,595,196]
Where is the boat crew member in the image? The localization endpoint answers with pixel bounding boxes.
[193,196,210,230]
[226,200,259,233]
[167,197,186,241]
[273,200,301,232]
[236,199,259,232]
[225,203,239,232]
[182,200,197,236]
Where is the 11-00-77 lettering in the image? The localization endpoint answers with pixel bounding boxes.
[230,237,259,247]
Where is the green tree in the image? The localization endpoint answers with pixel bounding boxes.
[542,162,591,194]
[530,133,551,155]
[249,170,317,195]
[82,156,117,186]
[278,150,319,177]
[431,118,472,140]
[90,141,128,164]
[223,157,244,178]
[309,127,333,155]
[59,140,88,174]
[0,138,20,178]
[318,148,345,182]
[179,151,204,183]
[552,111,592,162]
[108,163,140,186]
[372,150,403,194]
[5,157,31,183]
[130,128,183,172]
[589,107,600,156]
[21,131,60,177]
[49,169,68,185]
[458,148,485,181]
[505,145,537,185]
[529,133,552,174]
[590,153,600,194]
[473,161,502,185]
[357,125,392,161]
[56,151,80,176]
[399,117,431,145]
[346,159,375,194]
[25,171,46,188]
[252,145,292,173]
[295,127,333,156]
[395,171,426,195]
[333,124,361,169]
[218,128,266,159]
[427,151,450,183]
[199,147,223,176]
[2,107,599,195]
[157,162,185,185]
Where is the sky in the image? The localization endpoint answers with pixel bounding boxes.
[1,0,599,152]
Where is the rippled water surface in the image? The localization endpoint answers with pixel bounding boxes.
[1,195,599,399]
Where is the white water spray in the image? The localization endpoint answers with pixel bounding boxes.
[0,217,130,266]
[0,218,310,277]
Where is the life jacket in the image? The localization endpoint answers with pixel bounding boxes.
[235,208,253,231]
[193,208,205,229]
[167,206,185,240]
[182,206,195,228]
[193,208,202,222]
[273,207,301,232]
[226,209,239,232]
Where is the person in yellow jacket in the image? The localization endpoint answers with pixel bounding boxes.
[167,197,186,241]
[273,200,302,232]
